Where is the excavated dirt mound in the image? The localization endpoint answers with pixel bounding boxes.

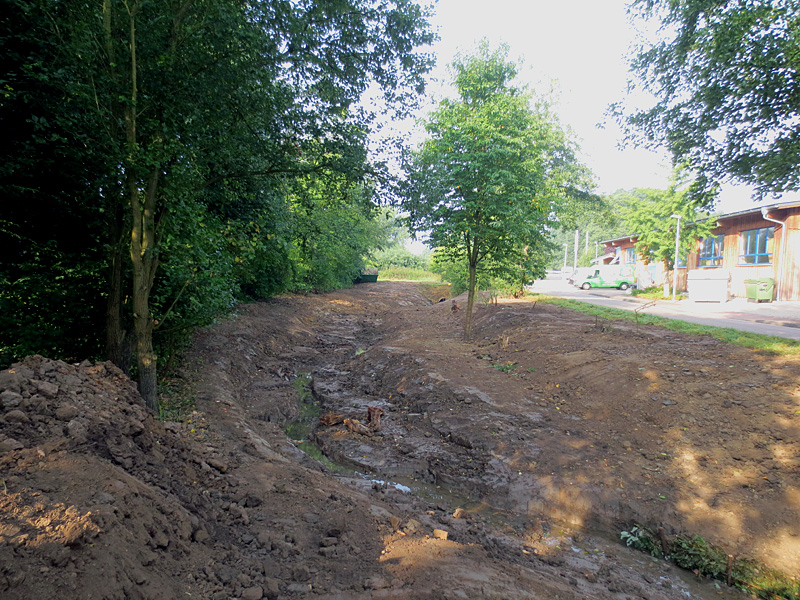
[1,281,798,599]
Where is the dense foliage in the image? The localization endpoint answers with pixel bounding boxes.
[372,247,430,271]
[620,0,800,198]
[403,44,593,337]
[368,209,431,272]
[0,0,434,409]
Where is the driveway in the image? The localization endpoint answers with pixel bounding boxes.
[527,277,800,340]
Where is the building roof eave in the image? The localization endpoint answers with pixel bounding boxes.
[599,199,800,243]
[710,199,800,223]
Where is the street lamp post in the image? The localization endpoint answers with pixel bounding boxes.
[563,243,568,269]
[670,214,682,302]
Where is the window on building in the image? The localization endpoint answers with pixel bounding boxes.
[740,227,774,264]
[624,247,636,264]
[698,234,725,267]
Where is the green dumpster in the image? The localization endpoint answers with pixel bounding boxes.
[744,278,774,302]
[355,267,379,284]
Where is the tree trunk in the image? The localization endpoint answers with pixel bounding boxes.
[103,0,129,373]
[105,182,132,373]
[124,1,161,412]
[464,261,477,339]
[129,167,161,412]
[105,230,129,373]
[464,237,481,339]
[132,288,158,411]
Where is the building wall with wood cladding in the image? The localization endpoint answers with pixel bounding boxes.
[699,205,800,301]
[777,209,800,302]
[601,203,800,301]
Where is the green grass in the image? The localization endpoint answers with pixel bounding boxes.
[631,285,686,301]
[378,266,442,282]
[529,292,800,357]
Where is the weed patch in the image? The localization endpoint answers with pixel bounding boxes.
[492,361,518,373]
[631,286,686,301]
[621,525,800,599]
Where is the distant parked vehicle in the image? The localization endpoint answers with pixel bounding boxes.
[576,266,635,290]
[567,267,594,286]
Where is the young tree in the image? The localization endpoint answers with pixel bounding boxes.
[403,44,593,337]
[619,0,800,198]
[618,183,717,293]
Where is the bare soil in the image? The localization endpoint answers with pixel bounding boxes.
[2,281,799,599]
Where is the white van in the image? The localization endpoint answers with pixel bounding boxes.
[567,267,594,286]
[575,266,636,290]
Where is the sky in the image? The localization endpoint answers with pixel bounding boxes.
[401,0,777,214]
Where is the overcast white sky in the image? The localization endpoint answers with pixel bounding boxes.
[404,0,774,213]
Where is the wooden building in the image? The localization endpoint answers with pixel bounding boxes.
[599,201,800,301]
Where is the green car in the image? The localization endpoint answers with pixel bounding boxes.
[577,267,636,290]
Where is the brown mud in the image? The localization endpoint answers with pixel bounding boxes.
[2,281,798,599]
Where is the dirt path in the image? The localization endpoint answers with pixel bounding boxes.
[306,283,800,570]
[2,281,798,599]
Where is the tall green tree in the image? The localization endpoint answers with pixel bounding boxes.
[619,0,800,198]
[403,44,593,337]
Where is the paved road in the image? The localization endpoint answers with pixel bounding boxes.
[527,277,800,341]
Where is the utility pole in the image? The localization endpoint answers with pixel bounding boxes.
[573,229,579,271]
[670,214,682,302]
[585,231,589,254]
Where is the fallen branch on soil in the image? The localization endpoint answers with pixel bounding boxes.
[634,300,657,333]
[319,412,345,426]
[343,418,372,437]
[367,406,384,431]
